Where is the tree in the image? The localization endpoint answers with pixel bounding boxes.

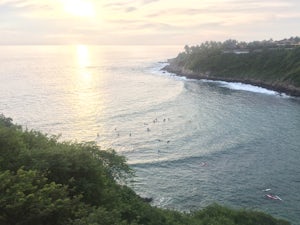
[0,169,89,225]
[184,45,190,54]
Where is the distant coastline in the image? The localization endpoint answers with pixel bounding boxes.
[163,37,300,97]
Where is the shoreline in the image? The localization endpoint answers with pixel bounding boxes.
[163,64,300,97]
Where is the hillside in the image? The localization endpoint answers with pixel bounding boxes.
[164,38,300,96]
[0,114,290,225]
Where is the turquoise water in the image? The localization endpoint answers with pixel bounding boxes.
[0,45,299,224]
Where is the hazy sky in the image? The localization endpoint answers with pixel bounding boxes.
[1,0,300,45]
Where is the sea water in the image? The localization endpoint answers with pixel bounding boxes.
[0,45,299,224]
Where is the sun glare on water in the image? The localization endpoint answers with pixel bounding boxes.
[63,0,95,17]
[76,45,92,80]
[76,45,90,67]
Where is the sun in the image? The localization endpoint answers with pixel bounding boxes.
[63,0,95,17]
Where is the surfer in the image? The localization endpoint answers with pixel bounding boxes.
[265,194,282,201]
[263,188,271,192]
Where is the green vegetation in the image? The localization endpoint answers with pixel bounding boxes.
[167,37,300,96]
[0,114,290,225]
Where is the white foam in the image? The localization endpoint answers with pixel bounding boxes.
[128,156,173,166]
[148,62,168,74]
[151,63,290,97]
[202,79,289,96]
[149,62,188,81]
[219,81,278,95]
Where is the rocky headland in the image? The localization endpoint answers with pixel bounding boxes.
[163,38,300,96]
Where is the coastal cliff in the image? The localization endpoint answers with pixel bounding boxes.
[164,38,300,96]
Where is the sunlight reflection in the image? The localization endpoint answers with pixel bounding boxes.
[76,45,90,68]
[67,45,105,141]
[76,45,93,82]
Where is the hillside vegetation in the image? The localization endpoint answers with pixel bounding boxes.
[0,114,290,225]
[165,38,300,96]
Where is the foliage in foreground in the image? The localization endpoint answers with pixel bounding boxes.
[0,114,290,225]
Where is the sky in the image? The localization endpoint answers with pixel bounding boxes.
[0,0,300,45]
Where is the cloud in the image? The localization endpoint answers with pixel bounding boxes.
[141,0,160,5]
[142,0,300,30]
[0,0,53,12]
[102,1,132,8]
[0,0,61,21]
[125,7,137,12]
[102,0,159,13]
[0,0,300,45]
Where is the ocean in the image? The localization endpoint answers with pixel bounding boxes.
[0,45,299,224]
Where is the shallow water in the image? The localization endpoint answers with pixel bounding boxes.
[0,45,299,224]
